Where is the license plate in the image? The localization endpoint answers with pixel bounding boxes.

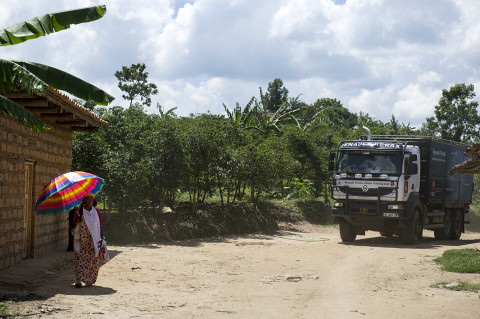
[383,212,399,218]
[360,208,368,213]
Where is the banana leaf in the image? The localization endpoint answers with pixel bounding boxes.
[0,59,49,94]
[0,59,50,131]
[0,95,48,132]
[0,5,106,46]
[12,60,114,105]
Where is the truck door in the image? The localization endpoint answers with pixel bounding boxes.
[404,152,420,196]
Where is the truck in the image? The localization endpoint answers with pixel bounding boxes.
[328,128,473,244]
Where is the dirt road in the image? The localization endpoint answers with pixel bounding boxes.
[1,223,479,318]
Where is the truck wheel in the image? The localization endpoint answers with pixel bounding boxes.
[449,209,463,240]
[434,210,452,240]
[339,220,357,242]
[400,209,422,245]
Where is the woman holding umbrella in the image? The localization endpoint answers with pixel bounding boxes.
[72,193,103,288]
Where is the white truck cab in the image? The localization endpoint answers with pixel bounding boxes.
[329,132,472,244]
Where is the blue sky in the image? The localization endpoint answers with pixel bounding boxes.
[2,0,480,128]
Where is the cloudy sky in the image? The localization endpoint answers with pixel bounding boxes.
[2,0,480,128]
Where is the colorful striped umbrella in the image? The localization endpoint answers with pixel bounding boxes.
[35,171,104,215]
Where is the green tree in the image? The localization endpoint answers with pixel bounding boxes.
[424,83,480,142]
[180,114,229,211]
[98,104,156,212]
[0,6,113,131]
[115,63,158,107]
[237,134,296,204]
[148,115,187,209]
[264,78,289,112]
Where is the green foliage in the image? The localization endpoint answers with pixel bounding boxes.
[434,249,480,273]
[251,88,299,136]
[0,5,111,131]
[0,5,106,46]
[223,96,256,127]
[115,63,158,107]
[157,103,178,118]
[264,78,289,112]
[239,135,297,203]
[12,61,114,105]
[0,94,47,132]
[284,178,316,199]
[148,116,186,208]
[423,83,480,142]
[70,78,480,215]
[470,175,480,213]
[0,301,10,316]
[100,104,157,212]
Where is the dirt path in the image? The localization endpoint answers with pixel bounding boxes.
[1,223,480,318]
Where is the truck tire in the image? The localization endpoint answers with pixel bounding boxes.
[450,209,463,240]
[339,220,357,242]
[434,210,452,240]
[400,209,422,245]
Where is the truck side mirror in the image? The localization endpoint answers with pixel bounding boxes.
[406,163,418,175]
[328,152,336,172]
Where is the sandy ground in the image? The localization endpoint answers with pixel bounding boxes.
[1,223,480,319]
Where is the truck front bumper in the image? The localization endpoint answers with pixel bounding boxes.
[332,200,408,228]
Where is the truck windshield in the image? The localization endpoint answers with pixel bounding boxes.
[337,151,402,174]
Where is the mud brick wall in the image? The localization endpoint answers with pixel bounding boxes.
[0,114,73,271]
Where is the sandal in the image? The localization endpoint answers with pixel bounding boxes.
[75,280,82,288]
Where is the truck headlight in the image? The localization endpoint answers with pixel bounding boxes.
[333,202,344,208]
[387,204,403,210]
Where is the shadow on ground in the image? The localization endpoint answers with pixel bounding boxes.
[0,249,122,303]
[339,233,480,249]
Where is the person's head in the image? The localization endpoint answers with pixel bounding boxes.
[83,193,95,209]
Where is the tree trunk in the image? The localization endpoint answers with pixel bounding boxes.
[217,173,224,206]
[158,189,165,213]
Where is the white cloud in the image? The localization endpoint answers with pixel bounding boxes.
[392,84,440,127]
[348,86,395,119]
[2,0,480,126]
[269,0,335,40]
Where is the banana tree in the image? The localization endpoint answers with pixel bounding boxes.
[157,102,178,118]
[289,109,329,133]
[250,88,299,135]
[0,5,114,132]
[222,96,256,128]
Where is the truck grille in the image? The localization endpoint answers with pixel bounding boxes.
[338,186,396,197]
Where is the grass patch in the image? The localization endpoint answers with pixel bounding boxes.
[433,249,480,273]
[432,281,480,292]
[0,301,11,317]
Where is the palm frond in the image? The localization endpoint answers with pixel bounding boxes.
[0,5,106,46]
[0,95,47,132]
[12,60,114,105]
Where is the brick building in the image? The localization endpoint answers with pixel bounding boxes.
[0,88,107,270]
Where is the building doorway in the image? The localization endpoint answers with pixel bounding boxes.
[24,162,34,258]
